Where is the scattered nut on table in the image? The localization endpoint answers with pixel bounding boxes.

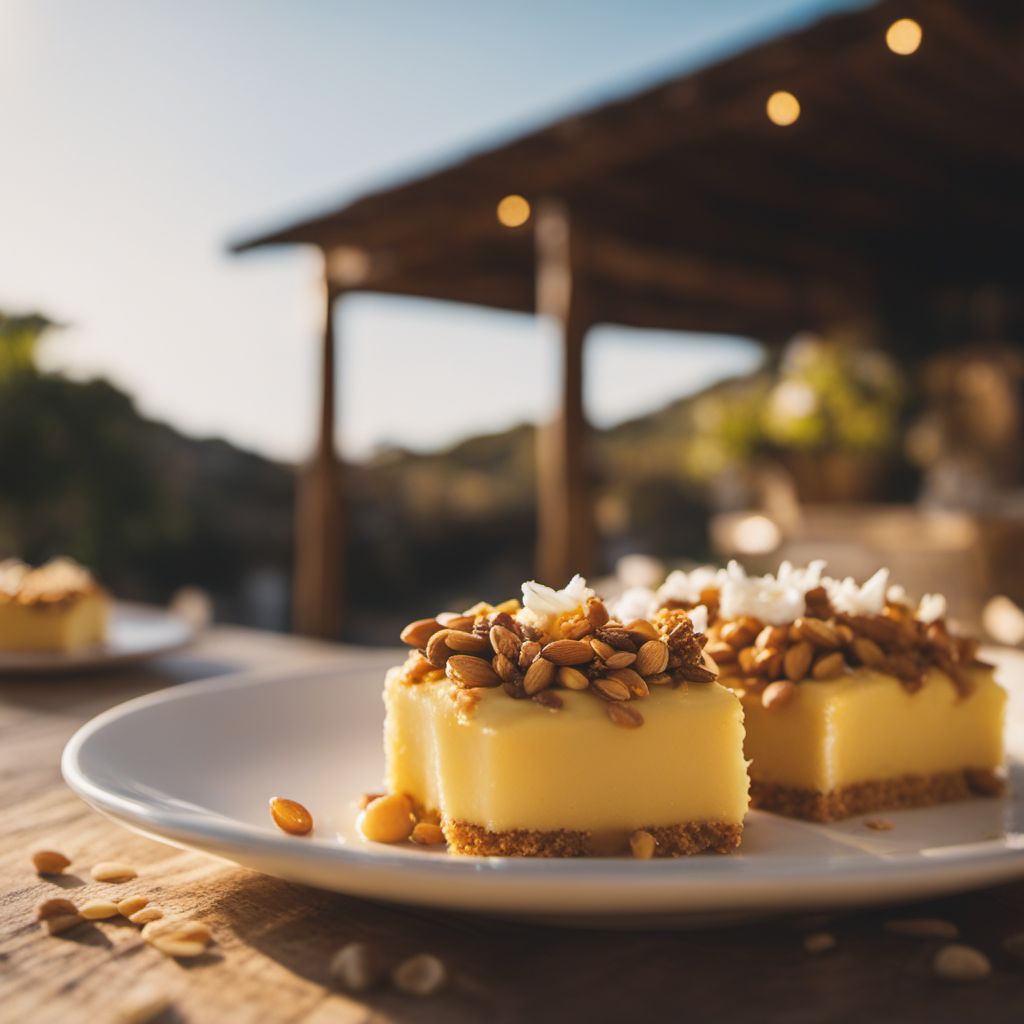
[933,944,991,981]
[142,917,214,959]
[330,942,379,992]
[803,932,836,954]
[31,849,71,875]
[117,896,149,917]
[91,861,138,883]
[117,984,172,1024]
[392,953,447,996]
[80,900,120,920]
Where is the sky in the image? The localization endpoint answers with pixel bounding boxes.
[0,0,858,461]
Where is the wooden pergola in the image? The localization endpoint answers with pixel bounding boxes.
[232,0,1024,637]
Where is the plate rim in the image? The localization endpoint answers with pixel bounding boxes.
[61,654,1024,907]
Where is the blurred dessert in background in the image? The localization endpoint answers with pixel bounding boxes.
[0,557,109,652]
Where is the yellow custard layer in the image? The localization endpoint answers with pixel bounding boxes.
[0,592,108,652]
[737,666,1006,792]
[384,668,749,833]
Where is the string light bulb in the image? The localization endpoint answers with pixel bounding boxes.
[766,91,800,127]
[496,194,531,228]
[886,18,922,55]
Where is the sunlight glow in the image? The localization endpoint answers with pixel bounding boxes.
[496,194,531,228]
[766,90,800,126]
[886,18,922,55]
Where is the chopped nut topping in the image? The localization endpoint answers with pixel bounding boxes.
[397,579,718,728]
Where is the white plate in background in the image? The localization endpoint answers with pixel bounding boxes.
[0,602,195,675]
[62,648,1024,926]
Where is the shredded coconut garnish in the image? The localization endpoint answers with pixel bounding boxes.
[824,567,889,616]
[520,574,594,624]
[688,604,709,635]
[655,566,723,608]
[717,560,811,625]
[917,593,947,623]
[609,586,658,624]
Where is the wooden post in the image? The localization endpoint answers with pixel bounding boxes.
[534,200,594,584]
[292,268,344,637]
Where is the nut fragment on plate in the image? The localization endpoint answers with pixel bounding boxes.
[864,818,893,831]
[31,849,71,875]
[91,861,137,883]
[629,830,655,860]
[411,822,446,846]
[330,942,379,993]
[359,794,415,844]
[392,953,447,996]
[933,944,991,981]
[142,917,213,959]
[269,796,314,835]
[885,918,959,939]
[803,932,836,954]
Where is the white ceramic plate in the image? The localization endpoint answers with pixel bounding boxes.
[0,602,195,675]
[62,648,1024,926]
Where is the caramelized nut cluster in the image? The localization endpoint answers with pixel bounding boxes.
[700,585,986,708]
[399,598,713,728]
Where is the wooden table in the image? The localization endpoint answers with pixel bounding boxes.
[3,625,1024,1023]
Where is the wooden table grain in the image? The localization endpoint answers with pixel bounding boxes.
[3,625,1024,1024]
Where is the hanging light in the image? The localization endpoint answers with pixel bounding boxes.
[886,18,922,55]
[766,91,800,126]
[496,194,531,228]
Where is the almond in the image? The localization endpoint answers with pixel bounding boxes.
[91,862,137,883]
[762,680,797,711]
[625,618,659,641]
[812,651,846,680]
[80,900,120,920]
[630,830,656,859]
[593,676,630,701]
[400,618,441,647]
[603,650,637,669]
[932,944,991,981]
[31,849,71,875]
[489,624,521,660]
[635,639,669,676]
[589,638,616,661]
[36,897,78,921]
[705,642,737,665]
[756,625,788,649]
[607,702,644,728]
[557,666,590,690]
[522,657,556,695]
[608,667,649,698]
[269,796,313,835]
[518,640,541,668]
[794,617,840,649]
[783,641,813,681]
[446,655,500,688]
[444,629,489,654]
[425,629,454,667]
[117,896,149,917]
[392,953,447,996]
[852,636,886,668]
[541,639,594,666]
[435,612,474,630]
